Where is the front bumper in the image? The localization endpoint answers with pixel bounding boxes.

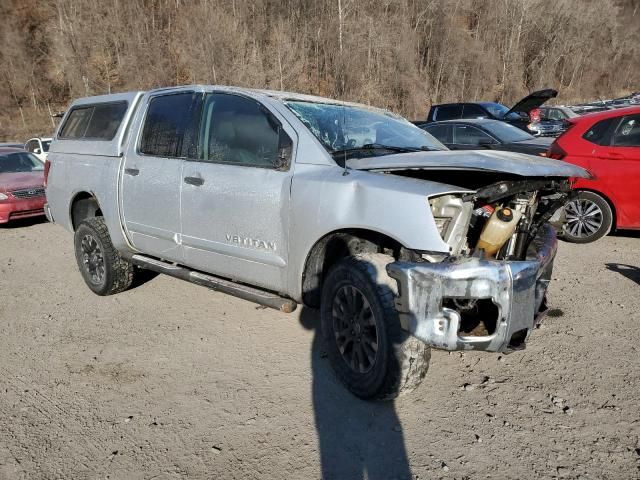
[387,224,557,352]
[0,197,46,223]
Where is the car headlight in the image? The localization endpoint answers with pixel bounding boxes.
[429,194,474,255]
[433,216,451,236]
[0,193,8,201]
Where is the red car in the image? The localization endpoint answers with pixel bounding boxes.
[548,106,640,243]
[0,148,47,224]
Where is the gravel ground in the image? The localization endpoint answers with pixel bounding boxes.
[1,218,639,480]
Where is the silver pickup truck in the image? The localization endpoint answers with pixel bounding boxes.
[45,86,589,400]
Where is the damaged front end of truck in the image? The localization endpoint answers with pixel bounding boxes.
[347,150,591,353]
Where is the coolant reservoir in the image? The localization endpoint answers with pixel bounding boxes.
[476,207,522,257]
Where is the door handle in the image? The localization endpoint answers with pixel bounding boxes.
[601,152,623,160]
[124,168,140,176]
[184,176,204,186]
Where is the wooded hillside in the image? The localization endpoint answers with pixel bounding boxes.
[1,0,638,140]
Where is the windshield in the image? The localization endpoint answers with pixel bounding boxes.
[0,152,45,173]
[481,102,521,121]
[285,100,446,159]
[481,121,535,142]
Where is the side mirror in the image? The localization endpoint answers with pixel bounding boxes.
[477,138,493,147]
[274,129,293,170]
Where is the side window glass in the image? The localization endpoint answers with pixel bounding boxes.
[59,107,93,138]
[25,140,38,152]
[200,93,291,169]
[424,124,453,144]
[454,125,494,145]
[461,104,487,119]
[611,115,640,147]
[140,93,199,158]
[583,118,615,146]
[435,105,462,121]
[59,102,128,140]
[83,103,128,139]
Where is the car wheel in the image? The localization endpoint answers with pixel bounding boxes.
[562,191,613,243]
[320,253,430,400]
[74,217,134,295]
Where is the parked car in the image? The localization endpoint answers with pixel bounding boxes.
[46,86,588,400]
[0,147,46,223]
[25,137,52,162]
[526,105,577,137]
[536,106,579,121]
[547,106,640,243]
[420,119,553,155]
[426,89,557,134]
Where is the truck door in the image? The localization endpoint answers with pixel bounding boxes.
[120,91,201,263]
[180,92,295,291]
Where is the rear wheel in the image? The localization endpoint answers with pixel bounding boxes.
[563,191,613,243]
[74,217,134,295]
[320,253,430,401]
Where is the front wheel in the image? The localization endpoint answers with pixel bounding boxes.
[563,191,613,243]
[320,253,430,401]
[74,217,134,295]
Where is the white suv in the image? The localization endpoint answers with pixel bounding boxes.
[25,137,52,162]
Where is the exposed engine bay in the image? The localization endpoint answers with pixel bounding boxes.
[425,173,572,262]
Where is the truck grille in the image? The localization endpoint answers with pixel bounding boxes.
[11,187,45,199]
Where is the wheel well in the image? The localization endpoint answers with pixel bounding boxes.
[70,193,103,231]
[574,188,617,229]
[301,229,416,308]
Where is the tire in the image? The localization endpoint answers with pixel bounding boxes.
[320,253,430,401]
[562,191,613,244]
[74,217,134,295]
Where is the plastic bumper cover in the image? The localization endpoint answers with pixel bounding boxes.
[387,224,557,352]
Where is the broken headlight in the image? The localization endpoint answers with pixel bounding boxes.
[429,194,474,255]
[433,217,451,236]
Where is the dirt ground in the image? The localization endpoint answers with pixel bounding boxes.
[1,218,639,480]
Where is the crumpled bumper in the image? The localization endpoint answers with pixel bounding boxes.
[387,224,557,352]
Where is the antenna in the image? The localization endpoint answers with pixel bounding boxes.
[341,96,349,176]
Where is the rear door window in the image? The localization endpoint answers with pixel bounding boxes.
[59,102,128,140]
[454,125,496,145]
[461,104,487,119]
[434,105,462,121]
[423,124,454,144]
[611,114,640,147]
[139,93,201,158]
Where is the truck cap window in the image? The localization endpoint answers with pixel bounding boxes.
[200,93,288,169]
[285,101,445,160]
[140,93,200,158]
[59,102,127,140]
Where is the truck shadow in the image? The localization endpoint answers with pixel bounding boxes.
[605,263,640,286]
[299,307,413,480]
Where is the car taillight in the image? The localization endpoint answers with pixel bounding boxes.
[547,142,567,160]
[44,159,51,187]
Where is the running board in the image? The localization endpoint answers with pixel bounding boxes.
[130,254,297,313]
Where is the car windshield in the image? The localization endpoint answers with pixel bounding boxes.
[284,100,446,159]
[0,152,44,173]
[481,121,535,143]
[42,140,51,152]
[481,102,521,121]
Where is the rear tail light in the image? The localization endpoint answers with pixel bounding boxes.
[547,142,567,160]
[44,159,51,187]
